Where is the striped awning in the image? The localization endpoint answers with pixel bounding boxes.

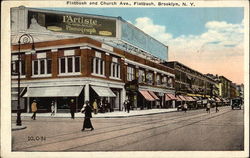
[165,94,171,101]
[148,91,160,100]
[166,93,177,100]
[139,90,155,101]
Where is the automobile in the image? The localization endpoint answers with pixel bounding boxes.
[231,98,243,110]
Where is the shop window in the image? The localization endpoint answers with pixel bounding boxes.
[59,56,80,75]
[146,72,153,85]
[138,69,145,83]
[127,66,135,81]
[32,58,52,76]
[11,60,25,76]
[92,52,105,76]
[110,57,120,79]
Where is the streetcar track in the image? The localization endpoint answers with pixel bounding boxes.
[13,109,204,145]
[18,109,232,151]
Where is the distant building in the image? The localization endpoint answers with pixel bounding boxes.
[164,61,216,98]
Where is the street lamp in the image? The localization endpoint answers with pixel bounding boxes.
[16,34,35,126]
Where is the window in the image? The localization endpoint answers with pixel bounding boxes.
[32,58,52,76]
[59,56,80,74]
[168,77,173,88]
[146,72,153,85]
[92,52,105,76]
[11,60,25,76]
[110,57,120,79]
[127,66,135,81]
[138,69,145,83]
[156,74,161,85]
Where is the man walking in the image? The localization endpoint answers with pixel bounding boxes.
[206,101,211,113]
[215,103,219,113]
[31,100,37,120]
[69,99,76,119]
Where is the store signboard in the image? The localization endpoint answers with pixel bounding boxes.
[28,11,116,37]
[121,21,168,60]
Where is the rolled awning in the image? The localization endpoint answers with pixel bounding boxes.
[139,90,155,101]
[148,91,160,100]
[91,86,116,97]
[23,86,84,97]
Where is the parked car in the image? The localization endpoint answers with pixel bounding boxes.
[231,98,243,110]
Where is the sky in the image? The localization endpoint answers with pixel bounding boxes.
[44,7,244,84]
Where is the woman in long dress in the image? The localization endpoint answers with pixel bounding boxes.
[81,101,94,131]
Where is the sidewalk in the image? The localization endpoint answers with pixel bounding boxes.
[11,108,178,118]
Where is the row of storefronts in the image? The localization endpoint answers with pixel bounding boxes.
[10,7,243,113]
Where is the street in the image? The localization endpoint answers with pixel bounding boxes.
[12,106,244,151]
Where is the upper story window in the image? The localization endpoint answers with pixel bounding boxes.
[110,57,120,79]
[59,50,80,75]
[162,76,167,85]
[32,58,52,76]
[127,66,135,81]
[146,72,153,85]
[92,51,105,76]
[138,69,145,83]
[156,74,161,85]
[11,55,25,77]
[168,77,173,88]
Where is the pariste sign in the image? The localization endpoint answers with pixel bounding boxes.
[28,11,116,37]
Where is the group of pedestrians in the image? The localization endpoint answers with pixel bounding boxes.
[206,101,219,113]
[30,99,95,131]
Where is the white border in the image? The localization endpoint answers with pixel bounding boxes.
[1,1,249,158]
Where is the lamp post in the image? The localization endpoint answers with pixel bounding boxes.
[16,34,35,126]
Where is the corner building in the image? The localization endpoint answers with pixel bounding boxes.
[11,7,175,113]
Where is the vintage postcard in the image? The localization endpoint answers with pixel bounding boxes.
[1,0,249,158]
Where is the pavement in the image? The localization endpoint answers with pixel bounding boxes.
[12,108,178,118]
[11,108,177,131]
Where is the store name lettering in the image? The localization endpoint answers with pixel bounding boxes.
[65,25,97,34]
[63,15,98,26]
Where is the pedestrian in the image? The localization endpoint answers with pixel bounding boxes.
[215,103,219,113]
[51,101,55,116]
[69,99,76,119]
[81,101,94,131]
[206,101,211,113]
[92,99,98,114]
[183,102,188,113]
[124,100,127,112]
[127,100,131,113]
[31,100,37,120]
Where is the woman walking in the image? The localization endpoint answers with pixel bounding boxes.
[81,101,94,131]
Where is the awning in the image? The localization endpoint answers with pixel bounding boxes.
[23,86,84,97]
[176,96,183,101]
[215,97,221,102]
[185,96,195,101]
[148,91,160,100]
[139,90,155,101]
[91,86,116,97]
[177,95,187,101]
[166,93,177,100]
[165,94,171,101]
